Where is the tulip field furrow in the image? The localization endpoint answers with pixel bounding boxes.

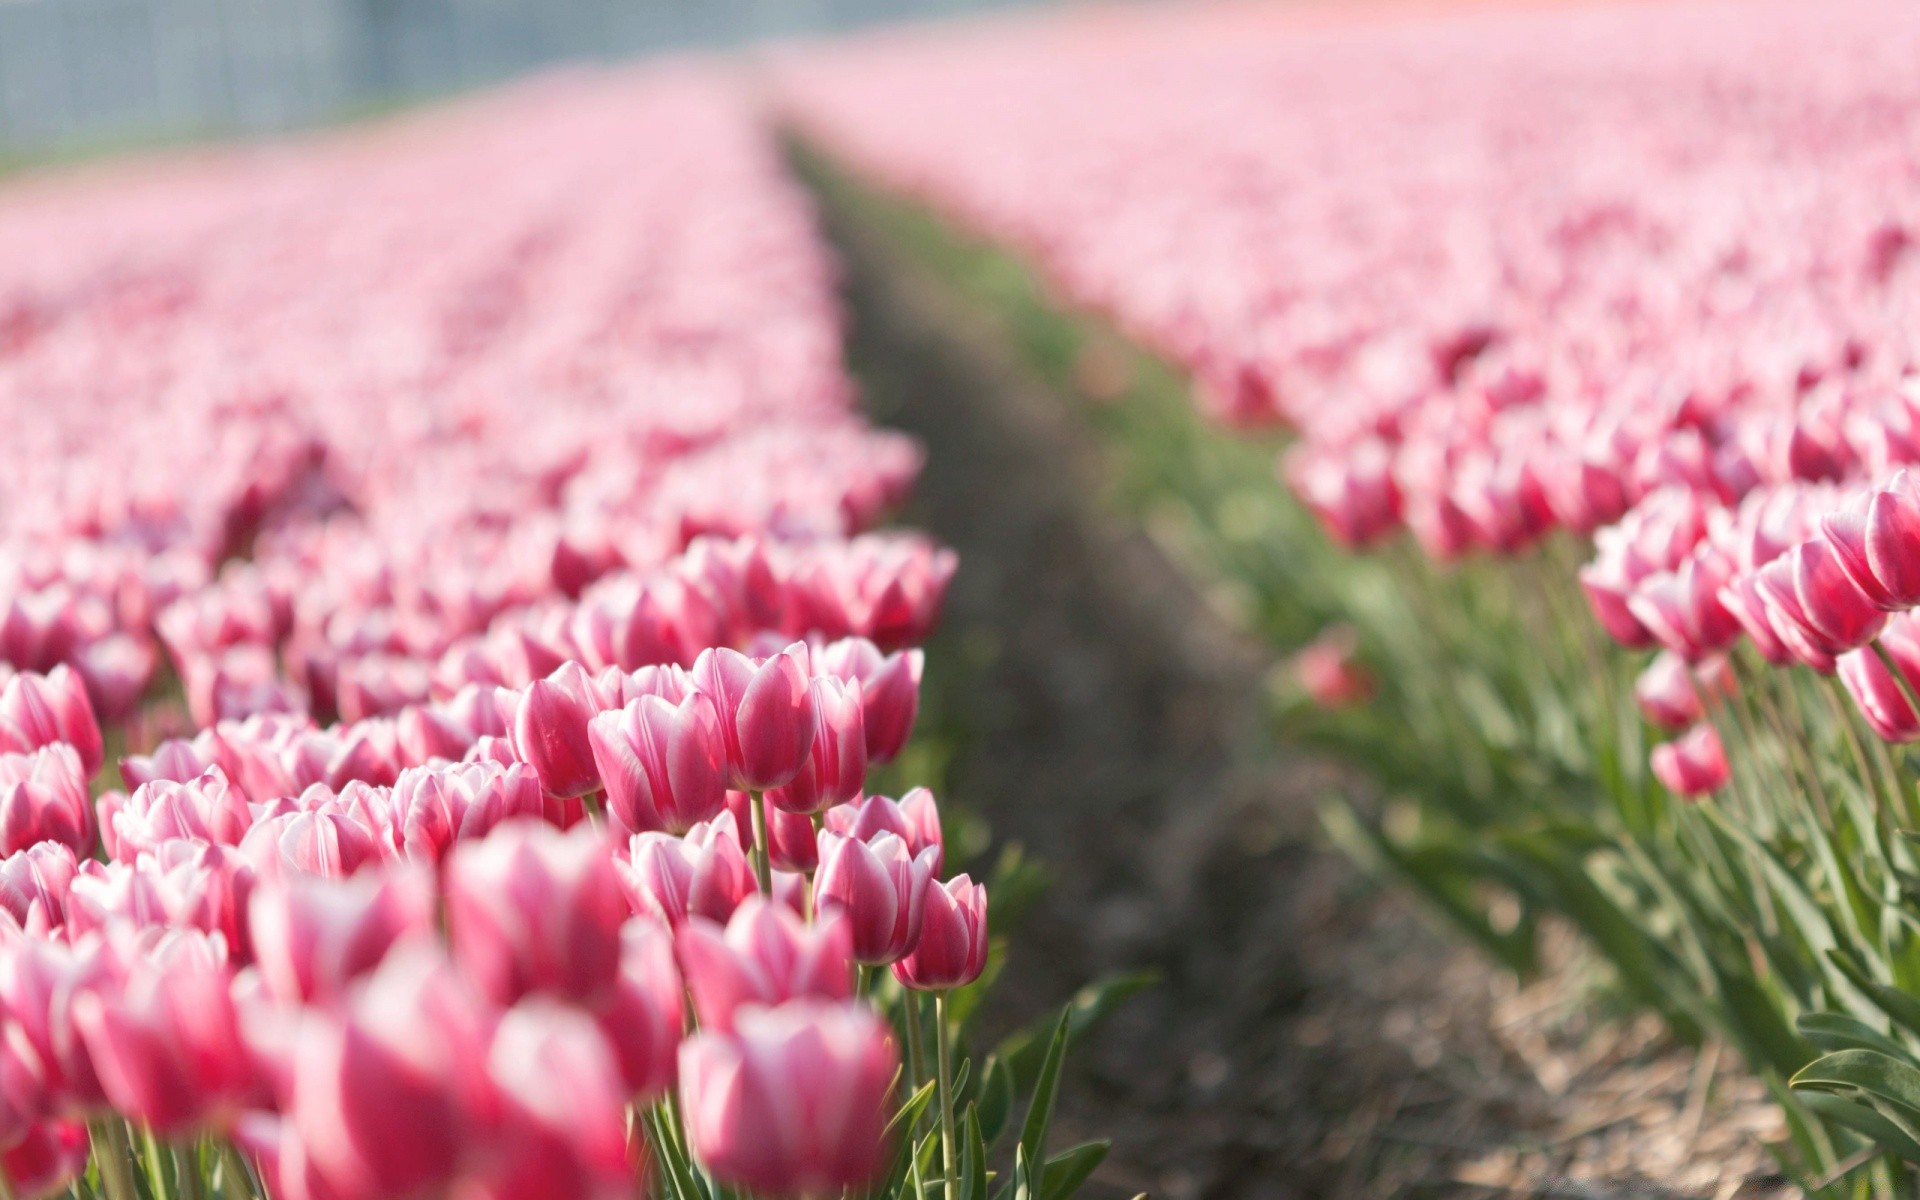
[0,66,1078,1200]
[779,1,1920,1188]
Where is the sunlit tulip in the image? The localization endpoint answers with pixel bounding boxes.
[447,821,627,1004]
[621,820,756,928]
[512,662,613,799]
[690,645,817,791]
[893,874,988,991]
[813,831,935,966]
[249,867,437,1004]
[823,788,943,875]
[814,638,923,764]
[679,1001,896,1198]
[589,693,729,835]
[766,676,866,814]
[591,920,683,1101]
[0,667,102,778]
[676,897,854,1032]
[0,744,93,859]
[1823,470,1920,610]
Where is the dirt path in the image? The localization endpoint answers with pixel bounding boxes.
[804,153,1790,1200]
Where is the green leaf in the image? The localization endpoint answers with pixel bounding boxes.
[1791,1049,1920,1162]
[961,1108,989,1200]
[1798,1092,1920,1166]
[1828,949,1920,1041]
[976,1056,1015,1145]
[997,972,1154,1094]
[1017,1009,1072,1194]
[1797,1013,1918,1062]
[1039,1141,1109,1200]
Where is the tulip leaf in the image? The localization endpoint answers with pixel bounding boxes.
[1798,1092,1920,1165]
[1827,949,1920,1040]
[875,1081,940,1200]
[976,1055,1016,1144]
[1016,1008,1072,1194]
[961,1108,989,1200]
[1039,1141,1109,1200]
[1797,1013,1918,1062]
[1791,1049,1920,1162]
[996,971,1154,1096]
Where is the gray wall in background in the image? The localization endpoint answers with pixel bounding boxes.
[0,0,1019,152]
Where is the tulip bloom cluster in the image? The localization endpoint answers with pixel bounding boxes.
[777,0,1920,1183]
[0,638,988,1200]
[0,62,1063,1200]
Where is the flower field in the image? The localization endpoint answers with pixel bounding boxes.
[775,0,1920,1192]
[0,65,1124,1200]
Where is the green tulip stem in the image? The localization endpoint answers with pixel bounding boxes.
[934,992,958,1200]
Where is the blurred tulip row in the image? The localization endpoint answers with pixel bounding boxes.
[779,0,1920,1188]
[0,64,1111,1200]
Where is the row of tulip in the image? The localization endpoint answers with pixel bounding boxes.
[0,65,1111,1200]
[775,0,1920,1189]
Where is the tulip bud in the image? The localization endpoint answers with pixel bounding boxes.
[467,1003,634,1200]
[892,874,988,991]
[288,943,491,1200]
[679,1001,896,1198]
[512,662,613,799]
[0,842,76,935]
[72,936,251,1134]
[0,744,94,859]
[384,760,552,864]
[0,666,102,778]
[588,693,728,836]
[814,639,922,765]
[1650,724,1732,799]
[3,1120,89,1200]
[1634,652,1705,731]
[822,789,943,876]
[1293,626,1373,708]
[107,767,251,862]
[620,820,756,928]
[446,821,627,1004]
[677,897,854,1032]
[1823,470,1920,611]
[1759,540,1888,657]
[249,867,437,1004]
[813,831,935,966]
[590,920,683,1102]
[766,677,866,815]
[239,806,383,881]
[690,645,816,791]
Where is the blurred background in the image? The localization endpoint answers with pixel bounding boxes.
[0,0,1032,155]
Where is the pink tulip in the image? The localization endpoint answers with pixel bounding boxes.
[823,788,944,875]
[621,820,756,928]
[0,936,118,1111]
[1759,540,1888,657]
[1719,575,1796,666]
[590,920,683,1101]
[893,874,988,991]
[446,821,627,1004]
[0,667,102,779]
[813,830,935,966]
[1634,651,1705,731]
[679,1001,896,1198]
[1626,552,1741,662]
[466,1002,632,1200]
[288,943,491,1200]
[1650,724,1732,799]
[766,676,866,815]
[725,789,822,874]
[72,934,252,1133]
[1823,470,1920,610]
[0,842,76,935]
[690,645,817,791]
[813,638,923,764]
[676,897,854,1032]
[383,760,552,863]
[105,767,251,861]
[588,692,729,836]
[249,867,437,1004]
[0,744,93,859]
[512,662,613,799]
[239,807,383,881]
[3,1120,89,1200]
[1293,625,1374,708]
